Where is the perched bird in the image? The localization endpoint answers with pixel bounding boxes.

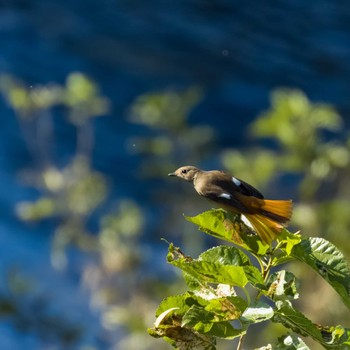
[168,165,292,244]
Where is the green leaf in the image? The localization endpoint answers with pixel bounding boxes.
[175,260,249,287]
[274,334,310,349]
[291,237,350,309]
[273,300,325,341]
[241,301,274,324]
[168,245,264,288]
[182,305,245,339]
[156,293,196,317]
[273,300,350,349]
[150,293,217,349]
[277,229,302,255]
[199,245,250,266]
[194,320,244,340]
[185,209,270,255]
[199,246,265,287]
[204,296,247,320]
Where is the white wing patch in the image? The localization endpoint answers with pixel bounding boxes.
[232,177,241,186]
[219,193,231,200]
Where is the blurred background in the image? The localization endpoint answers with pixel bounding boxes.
[1,1,350,349]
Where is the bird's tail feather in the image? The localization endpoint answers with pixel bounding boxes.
[243,199,292,244]
[260,199,293,224]
[244,213,284,244]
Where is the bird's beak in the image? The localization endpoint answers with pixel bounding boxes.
[168,172,176,177]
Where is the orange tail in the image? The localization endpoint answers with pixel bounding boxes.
[260,199,293,224]
[244,199,293,244]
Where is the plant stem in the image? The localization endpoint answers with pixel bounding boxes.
[237,333,246,350]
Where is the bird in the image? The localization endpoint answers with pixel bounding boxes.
[168,165,293,244]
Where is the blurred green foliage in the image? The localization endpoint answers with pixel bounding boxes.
[128,87,215,177]
[2,71,350,350]
[222,89,350,349]
[0,73,163,349]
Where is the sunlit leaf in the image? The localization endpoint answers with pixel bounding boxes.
[273,301,350,349]
[182,305,245,339]
[167,244,263,288]
[156,293,203,318]
[241,301,274,324]
[277,230,302,256]
[291,238,350,309]
[171,259,249,288]
[204,296,247,320]
[185,209,270,255]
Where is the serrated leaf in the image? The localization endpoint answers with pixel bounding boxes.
[155,292,210,325]
[193,321,244,339]
[199,246,264,287]
[274,301,350,349]
[182,305,216,327]
[185,209,270,255]
[168,245,264,288]
[291,238,350,309]
[204,296,248,320]
[199,246,250,266]
[178,261,249,287]
[273,301,325,341]
[277,229,302,255]
[156,293,194,318]
[241,301,274,324]
[182,305,245,339]
[151,293,217,349]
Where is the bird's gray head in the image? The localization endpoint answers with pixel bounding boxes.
[168,165,201,182]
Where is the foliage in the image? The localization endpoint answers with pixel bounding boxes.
[127,87,215,177]
[3,73,350,349]
[222,88,350,342]
[149,209,350,349]
[0,73,155,349]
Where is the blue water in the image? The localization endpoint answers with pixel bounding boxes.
[1,1,350,348]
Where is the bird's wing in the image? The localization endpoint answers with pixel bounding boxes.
[202,189,248,212]
[194,171,264,212]
[214,172,264,199]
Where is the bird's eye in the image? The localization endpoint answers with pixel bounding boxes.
[181,169,187,174]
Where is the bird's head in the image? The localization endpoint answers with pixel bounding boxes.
[168,166,200,182]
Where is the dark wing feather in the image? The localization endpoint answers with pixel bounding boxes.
[194,171,264,213]
[203,190,248,212]
[213,172,264,199]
